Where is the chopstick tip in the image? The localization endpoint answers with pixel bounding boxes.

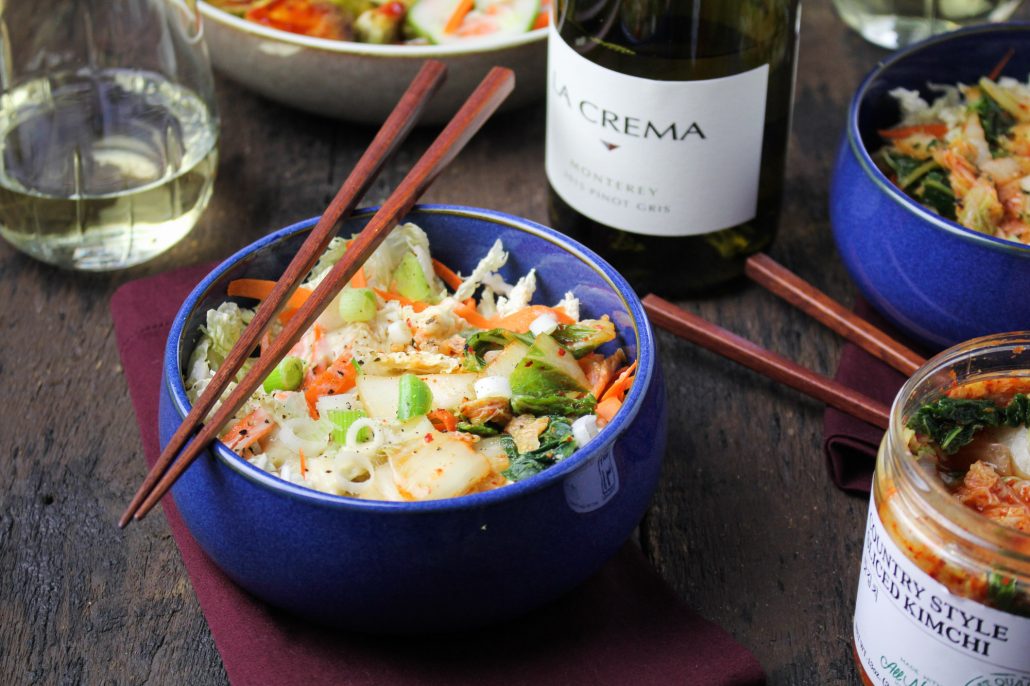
[117,505,135,529]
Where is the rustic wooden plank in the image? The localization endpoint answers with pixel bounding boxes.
[2,3,1012,683]
[637,4,892,684]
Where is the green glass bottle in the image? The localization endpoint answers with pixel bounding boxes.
[546,0,800,296]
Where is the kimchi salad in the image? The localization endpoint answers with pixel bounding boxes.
[878,75,1030,244]
[906,377,1030,538]
[208,0,550,46]
[186,223,636,502]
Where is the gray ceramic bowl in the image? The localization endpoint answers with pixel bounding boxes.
[198,2,546,124]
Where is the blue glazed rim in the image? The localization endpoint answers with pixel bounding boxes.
[164,204,657,514]
[846,21,1030,258]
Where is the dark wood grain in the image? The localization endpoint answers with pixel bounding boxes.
[643,294,891,429]
[1,4,1018,684]
[745,253,925,376]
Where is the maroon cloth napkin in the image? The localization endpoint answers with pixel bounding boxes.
[821,299,921,494]
[111,263,766,686]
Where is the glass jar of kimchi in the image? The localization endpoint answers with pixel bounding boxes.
[854,333,1030,686]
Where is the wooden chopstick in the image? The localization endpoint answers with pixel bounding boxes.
[129,66,516,523]
[642,294,891,429]
[118,61,448,528]
[744,253,925,377]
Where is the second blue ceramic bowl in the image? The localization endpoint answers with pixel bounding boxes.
[159,205,666,632]
[831,23,1030,349]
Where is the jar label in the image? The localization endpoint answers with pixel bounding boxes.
[854,493,1030,685]
[544,25,768,237]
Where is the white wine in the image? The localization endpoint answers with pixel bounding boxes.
[832,0,1022,49]
[546,0,799,295]
[0,69,218,271]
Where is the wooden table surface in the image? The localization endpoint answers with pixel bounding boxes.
[0,4,986,684]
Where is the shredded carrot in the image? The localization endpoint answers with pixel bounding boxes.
[302,355,358,418]
[595,397,622,425]
[878,123,947,139]
[600,360,638,403]
[372,288,430,312]
[228,278,312,309]
[350,266,367,288]
[443,0,474,33]
[298,448,307,478]
[531,11,548,29]
[453,301,493,329]
[453,302,574,333]
[221,408,276,452]
[228,278,311,324]
[427,408,458,433]
[432,258,464,291]
[491,305,575,333]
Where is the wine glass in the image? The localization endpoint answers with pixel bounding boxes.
[832,0,1024,49]
[0,0,219,271]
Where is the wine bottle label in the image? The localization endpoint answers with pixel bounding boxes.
[853,492,1030,685]
[545,25,769,237]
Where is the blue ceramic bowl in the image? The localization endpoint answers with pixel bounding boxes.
[831,23,1030,349]
[159,205,666,632]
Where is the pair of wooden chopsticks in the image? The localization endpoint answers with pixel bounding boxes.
[120,61,515,527]
[642,253,926,430]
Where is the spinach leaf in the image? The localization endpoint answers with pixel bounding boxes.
[881,151,924,179]
[881,150,940,189]
[975,92,1016,152]
[909,393,1030,454]
[501,417,578,482]
[907,396,1002,454]
[914,170,957,220]
[1002,393,1030,427]
[457,421,500,437]
[510,393,596,417]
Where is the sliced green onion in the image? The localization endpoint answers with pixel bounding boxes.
[397,373,433,421]
[262,356,305,392]
[328,409,370,443]
[338,287,377,322]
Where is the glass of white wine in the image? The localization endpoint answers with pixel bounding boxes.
[832,0,1024,49]
[0,0,219,271]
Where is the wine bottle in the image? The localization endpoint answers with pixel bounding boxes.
[546,0,800,296]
